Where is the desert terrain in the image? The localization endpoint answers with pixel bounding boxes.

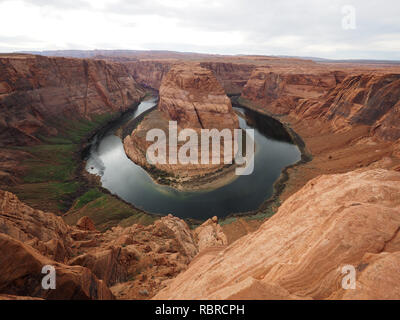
[0,50,399,299]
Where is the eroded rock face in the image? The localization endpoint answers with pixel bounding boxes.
[125,60,173,90]
[158,64,239,130]
[319,74,400,141]
[241,67,340,115]
[0,233,114,300]
[193,216,228,252]
[290,73,400,142]
[0,190,227,299]
[374,103,400,141]
[76,216,97,232]
[0,191,112,300]
[154,169,400,300]
[199,62,256,95]
[242,69,400,142]
[323,74,400,125]
[0,54,144,146]
[0,190,74,262]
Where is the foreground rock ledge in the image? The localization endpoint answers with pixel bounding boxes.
[0,190,227,299]
[153,169,400,300]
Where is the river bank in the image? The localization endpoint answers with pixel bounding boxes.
[83,95,307,227]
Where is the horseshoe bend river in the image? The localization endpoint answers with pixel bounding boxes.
[85,97,301,220]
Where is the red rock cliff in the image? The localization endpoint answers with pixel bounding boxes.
[291,73,400,141]
[0,54,145,146]
[124,60,173,90]
[199,61,255,95]
[241,67,341,115]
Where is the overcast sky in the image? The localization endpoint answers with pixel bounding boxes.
[0,0,399,60]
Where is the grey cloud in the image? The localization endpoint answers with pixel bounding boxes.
[20,0,90,10]
[102,0,400,58]
[1,0,399,59]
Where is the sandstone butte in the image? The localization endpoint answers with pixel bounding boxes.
[123,64,240,188]
[157,64,238,130]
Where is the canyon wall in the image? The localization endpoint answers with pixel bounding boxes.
[241,67,343,115]
[154,169,400,300]
[199,61,255,95]
[124,60,173,90]
[0,54,145,146]
[240,66,400,211]
[124,59,255,95]
[320,73,400,141]
[241,67,400,141]
[291,73,400,141]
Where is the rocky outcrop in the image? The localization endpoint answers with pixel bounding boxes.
[193,216,228,252]
[0,189,227,299]
[154,169,400,300]
[0,54,144,146]
[76,216,97,232]
[0,233,113,300]
[69,215,200,299]
[0,190,74,262]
